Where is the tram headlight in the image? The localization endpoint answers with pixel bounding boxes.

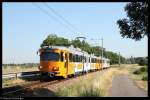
[39,66,42,69]
[53,67,59,71]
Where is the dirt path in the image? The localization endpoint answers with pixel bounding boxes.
[108,75,147,97]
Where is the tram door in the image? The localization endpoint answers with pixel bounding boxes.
[64,52,69,76]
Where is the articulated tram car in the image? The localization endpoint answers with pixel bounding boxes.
[101,58,110,69]
[38,46,110,78]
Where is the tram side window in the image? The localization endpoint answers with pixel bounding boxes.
[77,55,79,62]
[78,55,80,62]
[75,55,78,62]
[84,56,86,62]
[81,56,83,62]
[79,56,81,62]
[89,57,90,63]
[73,54,76,62]
[79,55,81,62]
[60,52,64,62]
[69,53,72,62]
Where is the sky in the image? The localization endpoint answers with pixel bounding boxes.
[2,2,148,64]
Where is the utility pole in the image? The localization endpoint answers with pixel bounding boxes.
[119,52,120,67]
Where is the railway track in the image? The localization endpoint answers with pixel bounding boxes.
[3,80,61,96]
[2,75,72,96]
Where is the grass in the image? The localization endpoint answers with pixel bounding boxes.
[55,67,122,97]
[2,78,25,88]
[131,66,148,91]
[2,66,38,74]
[79,85,105,97]
[2,64,148,96]
[55,64,148,97]
[117,64,148,91]
[55,73,103,97]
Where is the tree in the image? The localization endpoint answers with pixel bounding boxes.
[40,34,70,47]
[134,57,148,66]
[40,34,126,64]
[117,2,148,41]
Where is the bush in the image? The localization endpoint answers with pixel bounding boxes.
[133,69,141,75]
[142,75,148,81]
[140,67,146,72]
[133,66,147,75]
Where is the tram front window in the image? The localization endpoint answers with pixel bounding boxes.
[40,52,60,61]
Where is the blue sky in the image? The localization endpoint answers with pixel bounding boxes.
[2,2,148,64]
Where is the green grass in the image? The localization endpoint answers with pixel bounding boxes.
[79,85,105,97]
[55,72,106,97]
[56,83,105,97]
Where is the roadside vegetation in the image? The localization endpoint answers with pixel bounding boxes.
[55,67,124,97]
[2,78,25,88]
[117,64,148,91]
[55,64,147,97]
[132,66,148,91]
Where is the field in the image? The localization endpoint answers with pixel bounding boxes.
[2,66,38,74]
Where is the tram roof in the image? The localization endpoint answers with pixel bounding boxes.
[41,46,110,60]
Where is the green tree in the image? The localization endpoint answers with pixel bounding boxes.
[40,34,70,47]
[134,57,147,66]
[40,34,126,65]
[117,2,148,41]
[71,39,82,48]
